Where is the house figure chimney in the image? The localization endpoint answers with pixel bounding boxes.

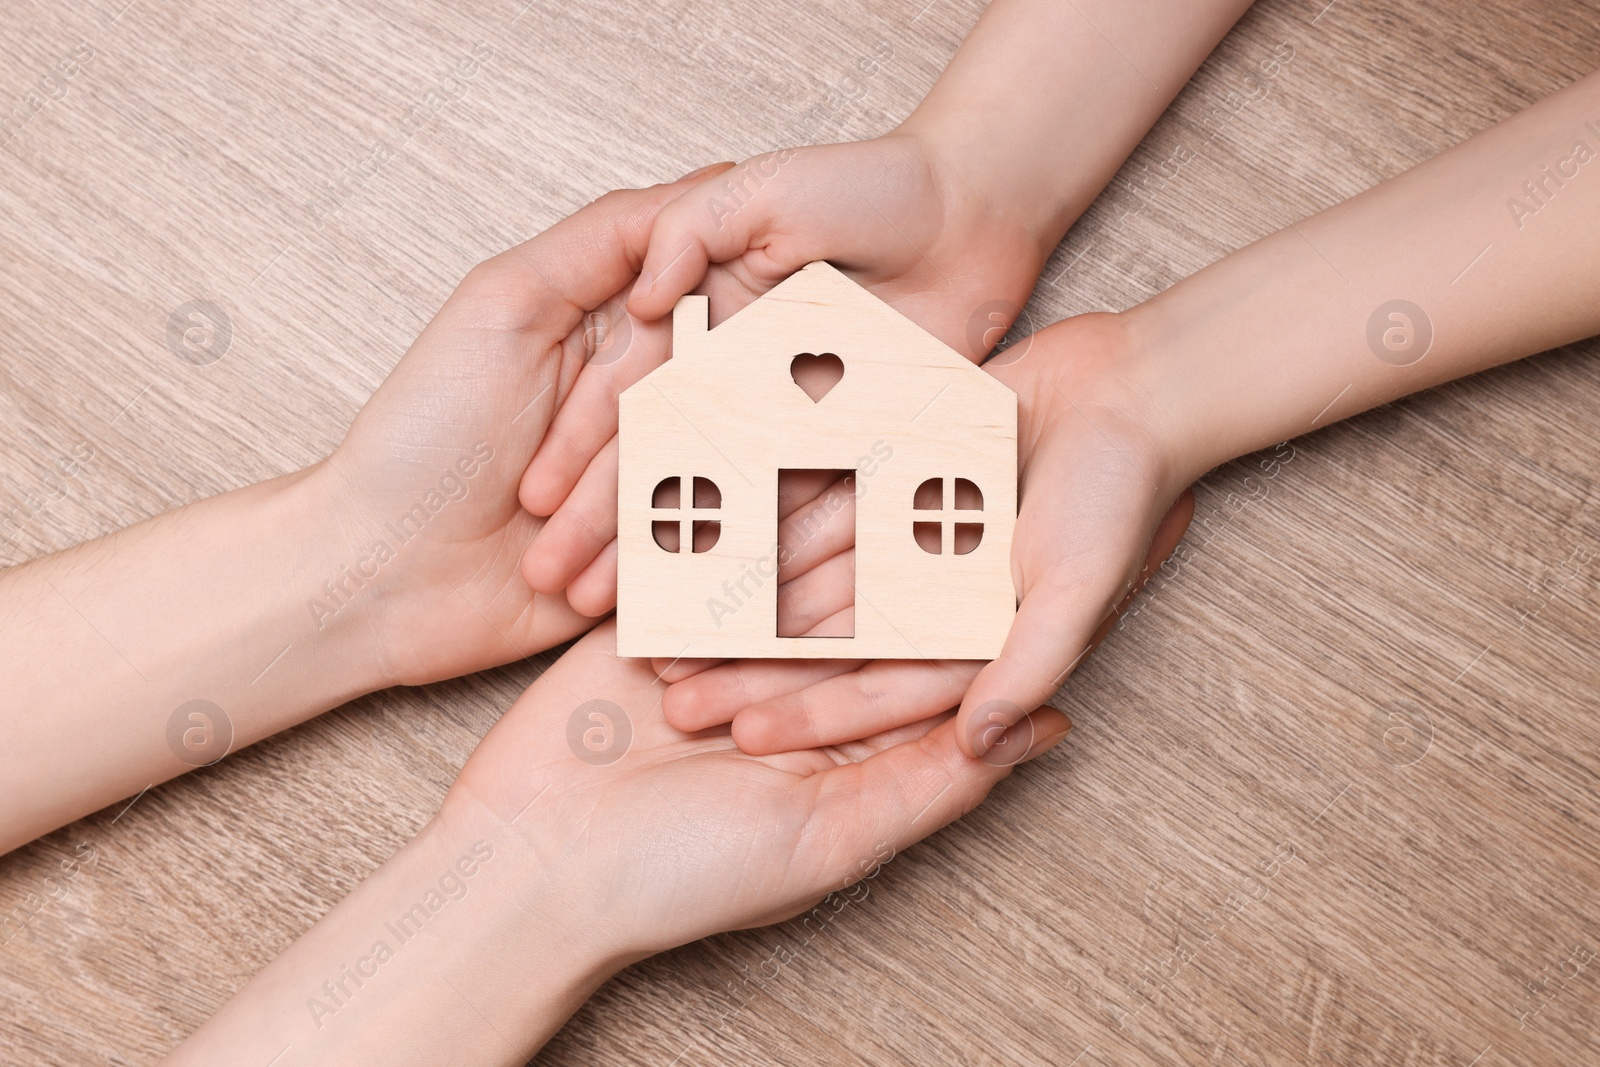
[672,294,709,357]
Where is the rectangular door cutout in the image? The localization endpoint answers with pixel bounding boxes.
[776,469,855,638]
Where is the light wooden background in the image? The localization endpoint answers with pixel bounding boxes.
[2,0,1598,1063]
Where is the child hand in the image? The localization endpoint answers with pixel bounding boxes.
[625,135,1049,356]
[518,134,1051,610]
[650,314,1194,760]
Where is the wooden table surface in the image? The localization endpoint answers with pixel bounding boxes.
[3,0,1598,1062]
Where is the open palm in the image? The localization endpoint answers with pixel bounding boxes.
[447,622,1072,957]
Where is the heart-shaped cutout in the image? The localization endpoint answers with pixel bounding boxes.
[790,352,844,403]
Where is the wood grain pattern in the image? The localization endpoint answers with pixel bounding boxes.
[2,0,1598,1063]
[617,264,1017,660]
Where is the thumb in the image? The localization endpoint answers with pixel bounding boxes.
[804,707,1073,886]
[956,489,1196,758]
[628,151,796,319]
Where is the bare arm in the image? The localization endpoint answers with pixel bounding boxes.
[165,625,1069,1062]
[1132,67,1600,477]
[649,66,1600,762]
[0,181,700,854]
[901,0,1261,259]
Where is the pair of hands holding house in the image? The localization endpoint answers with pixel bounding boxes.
[19,6,1262,1054]
[26,0,1600,1052]
[510,0,1272,762]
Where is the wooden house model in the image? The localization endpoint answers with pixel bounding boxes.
[616,261,1016,660]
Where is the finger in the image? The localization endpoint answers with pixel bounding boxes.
[742,710,953,777]
[662,657,863,733]
[776,548,856,638]
[562,480,731,621]
[648,477,855,680]
[795,604,854,639]
[731,659,982,756]
[802,708,1072,885]
[520,306,672,516]
[1085,488,1195,648]
[627,152,795,319]
[676,161,739,184]
[459,178,703,338]
[651,655,724,684]
[522,438,619,594]
[566,538,619,618]
[775,474,856,583]
[957,490,1196,757]
[516,169,733,515]
[828,709,953,762]
[778,468,840,520]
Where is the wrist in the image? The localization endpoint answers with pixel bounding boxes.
[1115,302,1233,487]
[438,770,653,972]
[1114,234,1373,486]
[409,804,633,1048]
[887,116,1064,267]
[170,801,628,1064]
[277,461,404,696]
[1023,311,1195,499]
[0,465,391,851]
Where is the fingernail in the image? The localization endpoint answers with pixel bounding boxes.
[678,161,733,183]
[1025,720,1074,763]
[630,269,653,305]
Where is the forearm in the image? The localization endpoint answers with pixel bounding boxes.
[1128,67,1600,480]
[164,804,620,1064]
[0,467,385,852]
[901,0,1256,254]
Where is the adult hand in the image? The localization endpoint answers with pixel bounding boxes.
[455,622,1072,955]
[0,175,708,852]
[514,0,1261,607]
[313,176,711,687]
[167,622,1072,1062]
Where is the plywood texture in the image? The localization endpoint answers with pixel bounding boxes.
[2,0,1598,1063]
[617,266,1017,660]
